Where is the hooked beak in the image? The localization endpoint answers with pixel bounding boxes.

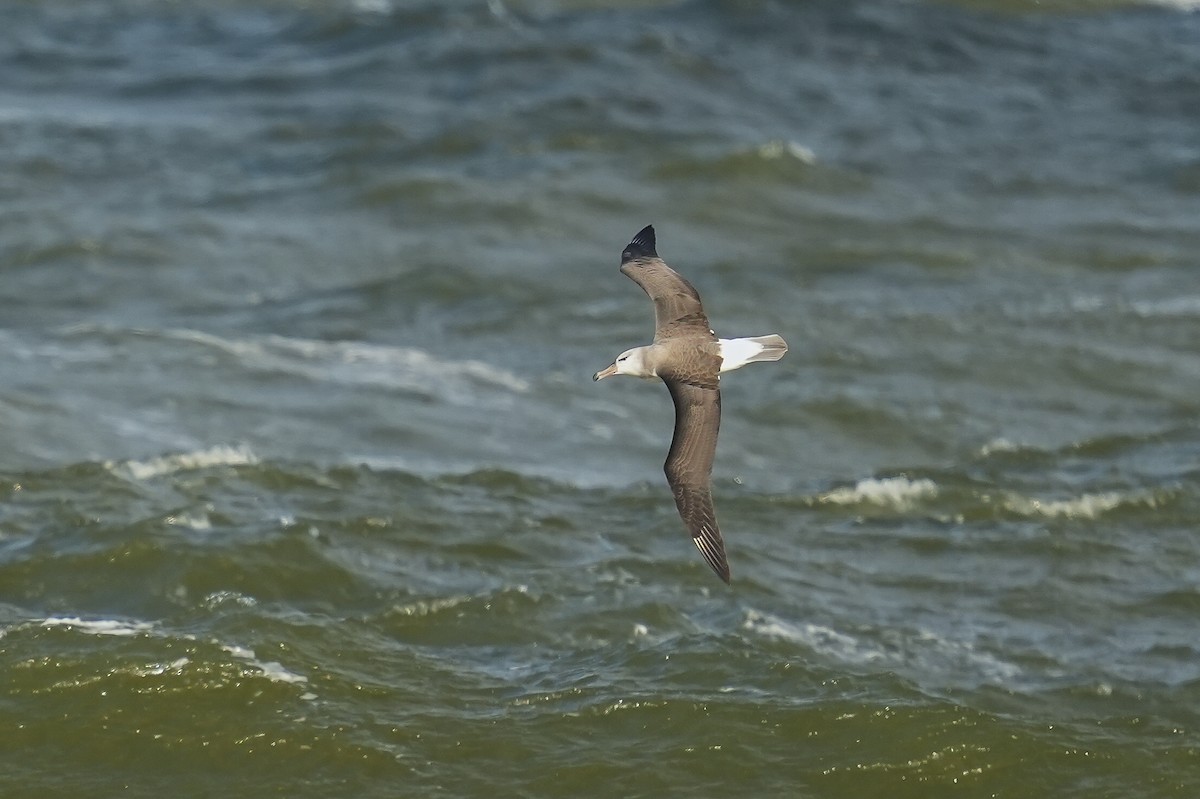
[593,363,618,381]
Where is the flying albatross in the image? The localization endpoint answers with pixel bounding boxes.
[593,225,788,583]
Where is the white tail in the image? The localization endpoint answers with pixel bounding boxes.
[718,334,788,373]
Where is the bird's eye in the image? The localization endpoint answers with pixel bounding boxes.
[618,356,627,362]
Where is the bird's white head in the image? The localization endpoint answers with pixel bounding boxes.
[593,346,655,381]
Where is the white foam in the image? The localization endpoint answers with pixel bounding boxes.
[265,334,530,393]
[254,660,309,685]
[819,476,938,510]
[1019,293,1200,319]
[40,617,155,636]
[109,443,258,480]
[220,644,309,685]
[136,657,191,677]
[388,595,475,618]
[202,591,258,609]
[745,613,884,666]
[19,617,309,690]
[757,139,817,165]
[979,438,1020,456]
[1145,0,1200,10]
[1130,296,1200,317]
[1005,491,1144,519]
[166,511,213,531]
[743,611,1020,684]
[156,328,530,398]
[352,0,392,13]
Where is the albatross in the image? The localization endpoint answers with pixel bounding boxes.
[593,225,788,583]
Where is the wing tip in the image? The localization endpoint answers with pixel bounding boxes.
[692,530,731,584]
[702,548,732,584]
[621,224,657,264]
[715,563,732,584]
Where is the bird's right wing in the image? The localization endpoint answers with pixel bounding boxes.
[663,379,729,583]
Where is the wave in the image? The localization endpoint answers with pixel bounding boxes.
[219,643,310,687]
[1145,0,1200,10]
[999,293,1200,321]
[1002,490,1155,519]
[1129,295,1200,317]
[652,139,824,184]
[38,616,154,637]
[105,443,259,481]
[807,470,1170,522]
[14,616,311,689]
[817,476,939,511]
[137,327,530,397]
[742,610,1022,686]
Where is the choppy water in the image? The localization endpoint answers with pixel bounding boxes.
[3,0,1200,795]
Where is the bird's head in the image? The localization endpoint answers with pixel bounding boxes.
[593,346,654,381]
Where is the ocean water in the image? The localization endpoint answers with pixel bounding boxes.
[2,0,1200,795]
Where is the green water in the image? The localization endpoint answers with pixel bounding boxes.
[3,0,1200,795]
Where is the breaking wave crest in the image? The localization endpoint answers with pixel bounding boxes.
[158,328,530,395]
[106,443,259,480]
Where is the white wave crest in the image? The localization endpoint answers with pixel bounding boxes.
[742,611,1020,684]
[158,329,529,397]
[819,476,938,510]
[979,438,1020,456]
[352,0,392,13]
[1146,0,1200,11]
[165,511,213,530]
[15,617,310,692]
[1130,296,1200,317]
[1005,490,1148,519]
[39,617,155,636]
[757,139,817,164]
[745,613,883,666]
[220,644,309,686]
[107,443,259,480]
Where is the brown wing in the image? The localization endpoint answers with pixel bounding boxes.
[619,225,714,342]
[663,378,730,583]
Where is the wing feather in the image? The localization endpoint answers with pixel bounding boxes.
[663,379,729,583]
[619,225,714,341]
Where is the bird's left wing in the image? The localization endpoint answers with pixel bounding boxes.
[619,225,714,342]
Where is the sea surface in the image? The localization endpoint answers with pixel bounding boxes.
[3,0,1200,795]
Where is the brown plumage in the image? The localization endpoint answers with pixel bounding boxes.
[663,380,727,582]
[595,225,787,583]
[617,226,728,582]
[619,227,715,345]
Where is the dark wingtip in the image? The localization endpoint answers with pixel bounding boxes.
[714,559,732,585]
[692,526,731,584]
[621,224,657,264]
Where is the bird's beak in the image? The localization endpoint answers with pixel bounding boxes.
[593,363,618,382]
